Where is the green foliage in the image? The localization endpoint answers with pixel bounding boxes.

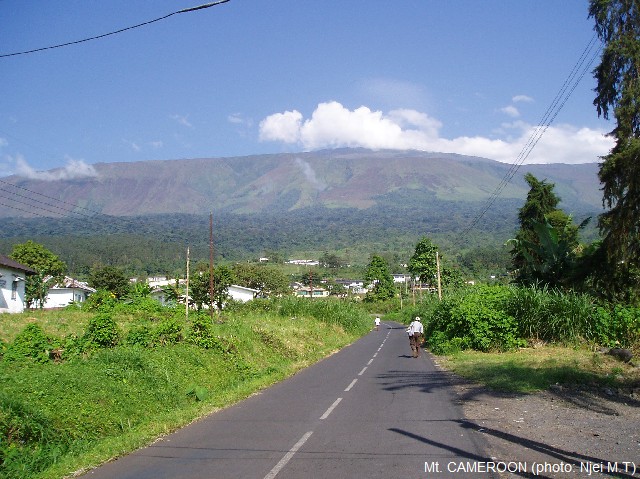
[152,318,184,346]
[88,265,131,299]
[4,324,52,363]
[408,236,439,284]
[425,285,524,353]
[82,289,117,311]
[232,263,290,297]
[591,305,640,348]
[505,285,596,343]
[85,313,120,348]
[125,325,153,347]
[590,0,640,287]
[185,314,218,349]
[364,254,396,302]
[0,392,69,479]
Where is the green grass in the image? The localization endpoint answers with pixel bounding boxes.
[0,298,371,479]
[440,345,640,393]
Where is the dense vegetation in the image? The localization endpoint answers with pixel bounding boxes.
[0,197,598,281]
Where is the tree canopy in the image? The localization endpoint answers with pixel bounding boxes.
[590,0,640,299]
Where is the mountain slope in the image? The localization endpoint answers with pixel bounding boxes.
[1,148,602,218]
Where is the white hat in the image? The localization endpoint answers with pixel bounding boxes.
[414,316,421,321]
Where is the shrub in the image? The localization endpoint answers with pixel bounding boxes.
[591,305,640,348]
[152,318,184,346]
[85,313,120,348]
[82,289,117,312]
[125,325,153,347]
[186,314,218,349]
[4,324,52,363]
[426,285,524,352]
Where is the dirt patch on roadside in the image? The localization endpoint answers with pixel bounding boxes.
[453,377,640,478]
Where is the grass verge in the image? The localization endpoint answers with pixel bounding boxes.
[439,345,640,393]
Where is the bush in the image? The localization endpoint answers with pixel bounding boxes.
[152,318,184,346]
[186,314,218,349]
[4,324,53,363]
[82,289,117,312]
[591,305,640,348]
[426,285,524,353]
[85,313,120,348]
[125,325,153,347]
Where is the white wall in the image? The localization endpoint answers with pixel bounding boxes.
[0,266,27,313]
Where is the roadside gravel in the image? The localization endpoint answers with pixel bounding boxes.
[451,372,640,478]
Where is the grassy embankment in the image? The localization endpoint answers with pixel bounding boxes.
[0,298,372,479]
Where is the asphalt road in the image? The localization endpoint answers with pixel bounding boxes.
[83,322,495,478]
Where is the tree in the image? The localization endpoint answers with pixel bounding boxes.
[364,254,395,302]
[510,173,578,284]
[189,266,234,311]
[231,263,290,297]
[10,240,66,308]
[408,237,439,285]
[88,265,131,299]
[590,0,640,298]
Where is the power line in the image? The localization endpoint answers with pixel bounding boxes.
[0,0,230,58]
[457,35,603,241]
[0,177,98,217]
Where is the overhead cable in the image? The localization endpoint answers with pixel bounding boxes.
[457,35,603,241]
[0,0,230,58]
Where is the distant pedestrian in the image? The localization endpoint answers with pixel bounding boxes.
[408,316,424,358]
[374,317,381,331]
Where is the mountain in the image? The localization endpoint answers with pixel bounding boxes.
[1,149,603,218]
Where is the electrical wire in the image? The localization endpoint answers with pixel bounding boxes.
[0,0,230,58]
[457,35,603,241]
[0,177,98,217]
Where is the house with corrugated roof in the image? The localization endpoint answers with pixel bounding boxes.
[43,276,96,309]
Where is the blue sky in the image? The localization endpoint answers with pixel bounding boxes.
[0,0,614,180]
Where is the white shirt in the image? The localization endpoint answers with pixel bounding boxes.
[375,318,380,325]
[409,320,423,335]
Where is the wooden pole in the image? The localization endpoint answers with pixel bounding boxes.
[209,212,215,319]
[436,251,442,300]
[185,246,190,321]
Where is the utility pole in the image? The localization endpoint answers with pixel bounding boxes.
[185,246,190,321]
[209,212,215,319]
[436,251,442,300]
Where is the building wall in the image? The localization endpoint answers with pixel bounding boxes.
[0,266,27,313]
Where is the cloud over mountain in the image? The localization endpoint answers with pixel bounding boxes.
[259,101,613,164]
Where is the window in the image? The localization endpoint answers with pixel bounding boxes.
[11,280,17,300]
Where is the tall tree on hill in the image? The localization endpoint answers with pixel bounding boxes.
[590,0,640,299]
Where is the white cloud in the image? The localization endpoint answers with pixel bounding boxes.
[259,110,303,143]
[14,155,98,181]
[170,114,193,128]
[500,105,520,118]
[0,138,7,148]
[150,141,163,149]
[259,101,614,164]
[513,95,534,103]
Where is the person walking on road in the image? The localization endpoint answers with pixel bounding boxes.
[408,316,424,358]
[374,316,381,331]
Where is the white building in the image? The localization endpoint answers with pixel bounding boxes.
[44,276,96,309]
[0,254,35,313]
